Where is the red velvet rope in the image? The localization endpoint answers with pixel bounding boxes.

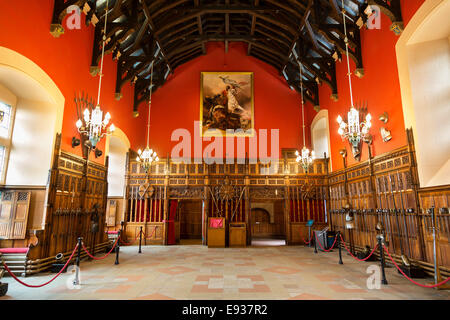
[2,244,79,288]
[383,246,450,288]
[339,234,379,262]
[119,231,141,245]
[119,227,156,246]
[82,236,119,260]
[141,227,157,240]
[314,231,338,252]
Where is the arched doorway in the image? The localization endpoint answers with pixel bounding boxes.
[250,201,286,246]
[396,0,450,187]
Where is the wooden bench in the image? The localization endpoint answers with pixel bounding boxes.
[0,247,29,277]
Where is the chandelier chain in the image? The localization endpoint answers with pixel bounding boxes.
[298,62,306,147]
[341,0,354,108]
[96,0,110,107]
[147,61,154,148]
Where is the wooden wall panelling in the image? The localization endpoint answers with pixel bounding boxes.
[418,186,450,268]
[328,137,450,272]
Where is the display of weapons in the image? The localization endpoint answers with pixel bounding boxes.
[65,182,76,251]
[387,174,405,257]
[443,196,450,245]
[382,177,395,252]
[231,186,245,222]
[357,182,370,244]
[428,197,450,289]
[396,171,412,257]
[376,177,384,224]
[208,186,220,216]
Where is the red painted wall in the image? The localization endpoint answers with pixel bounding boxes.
[0,0,426,169]
[401,0,426,26]
[0,0,148,164]
[309,0,425,170]
[150,42,305,160]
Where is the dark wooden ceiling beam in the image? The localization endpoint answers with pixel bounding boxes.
[140,0,173,73]
[50,0,390,114]
[195,0,206,54]
[247,0,259,55]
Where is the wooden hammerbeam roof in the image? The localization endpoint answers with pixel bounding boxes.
[50,0,404,115]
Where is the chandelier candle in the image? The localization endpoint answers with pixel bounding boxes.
[295,61,315,172]
[136,60,159,173]
[75,0,115,149]
[336,0,372,160]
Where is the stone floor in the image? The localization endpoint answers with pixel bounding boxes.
[1,243,449,300]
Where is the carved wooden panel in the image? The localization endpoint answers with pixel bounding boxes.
[0,191,31,240]
[106,199,117,227]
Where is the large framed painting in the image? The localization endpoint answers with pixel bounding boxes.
[200,72,254,137]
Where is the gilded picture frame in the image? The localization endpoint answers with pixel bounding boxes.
[200,72,254,137]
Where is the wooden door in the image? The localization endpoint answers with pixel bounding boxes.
[251,201,285,238]
[180,200,202,239]
[0,191,31,239]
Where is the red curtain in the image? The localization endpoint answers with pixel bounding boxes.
[167,200,178,245]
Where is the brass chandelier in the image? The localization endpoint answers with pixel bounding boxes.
[75,0,115,150]
[336,0,372,160]
[136,61,159,173]
[295,62,315,173]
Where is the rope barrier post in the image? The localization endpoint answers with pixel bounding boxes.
[139,226,143,254]
[377,234,388,285]
[308,226,312,248]
[338,231,343,265]
[73,237,82,286]
[115,230,121,265]
[314,231,318,254]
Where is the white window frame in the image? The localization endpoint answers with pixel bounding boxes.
[0,100,17,185]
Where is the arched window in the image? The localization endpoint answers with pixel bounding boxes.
[0,85,16,183]
[396,0,450,187]
[0,47,64,186]
[310,109,332,168]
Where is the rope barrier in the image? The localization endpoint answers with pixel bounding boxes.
[2,244,79,288]
[383,246,450,288]
[142,227,156,240]
[119,231,141,246]
[339,234,379,262]
[82,236,119,260]
[314,232,338,252]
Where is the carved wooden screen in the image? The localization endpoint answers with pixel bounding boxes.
[43,150,109,258]
[0,190,31,239]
